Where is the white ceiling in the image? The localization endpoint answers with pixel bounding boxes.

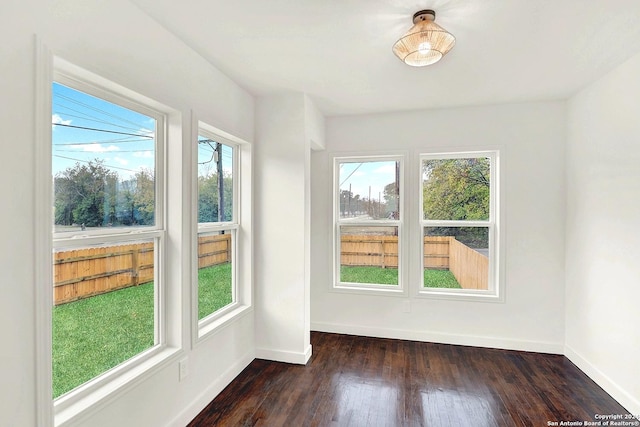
[130,0,640,116]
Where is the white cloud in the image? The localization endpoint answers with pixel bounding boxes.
[373,164,396,174]
[132,151,153,158]
[113,156,129,166]
[52,114,71,127]
[69,143,120,153]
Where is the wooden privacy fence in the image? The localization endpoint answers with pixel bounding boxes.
[54,234,231,305]
[341,234,488,290]
[340,235,399,268]
[448,238,488,290]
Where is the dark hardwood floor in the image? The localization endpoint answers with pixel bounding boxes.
[188,332,633,426]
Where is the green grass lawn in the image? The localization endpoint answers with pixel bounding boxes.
[52,263,232,398]
[52,281,155,398]
[423,269,462,288]
[198,262,233,319]
[340,265,399,285]
[340,265,462,289]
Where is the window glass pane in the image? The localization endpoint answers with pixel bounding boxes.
[422,157,490,221]
[423,227,489,290]
[198,231,234,319]
[52,83,156,232]
[198,137,233,223]
[52,239,156,398]
[339,160,400,220]
[339,225,398,285]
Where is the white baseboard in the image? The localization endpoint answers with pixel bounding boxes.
[311,322,564,354]
[564,345,640,415]
[167,350,255,427]
[255,344,313,365]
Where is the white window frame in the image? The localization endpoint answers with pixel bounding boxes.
[416,150,502,302]
[35,55,183,427]
[193,121,252,342]
[332,154,407,295]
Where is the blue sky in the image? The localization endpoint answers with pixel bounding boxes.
[339,160,397,202]
[52,82,156,180]
[52,82,234,180]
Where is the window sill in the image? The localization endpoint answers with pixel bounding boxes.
[196,303,253,343]
[55,345,181,427]
[331,283,407,297]
[416,287,504,303]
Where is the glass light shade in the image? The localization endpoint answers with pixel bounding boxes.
[392,12,455,67]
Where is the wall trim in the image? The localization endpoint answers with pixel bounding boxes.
[255,345,313,365]
[34,35,55,427]
[167,349,255,427]
[564,345,640,415]
[311,322,563,354]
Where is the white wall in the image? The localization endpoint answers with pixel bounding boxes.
[0,1,254,426]
[311,101,567,353]
[565,52,640,415]
[254,93,312,363]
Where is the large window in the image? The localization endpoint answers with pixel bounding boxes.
[332,151,499,299]
[51,76,165,400]
[334,156,403,291]
[195,128,239,334]
[420,152,498,297]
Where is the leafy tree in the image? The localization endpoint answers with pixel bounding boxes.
[422,158,490,221]
[115,180,135,225]
[422,158,490,247]
[383,181,399,219]
[132,169,155,225]
[54,160,118,227]
[198,171,233,223]
[54,160,156,228]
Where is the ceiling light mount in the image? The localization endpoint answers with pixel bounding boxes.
[413,9,436,24]
[393,9,455,67]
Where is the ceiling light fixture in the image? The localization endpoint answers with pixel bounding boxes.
[392,9,455,67]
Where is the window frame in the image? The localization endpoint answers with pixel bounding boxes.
[193,121,252,343]
[51,74,165,240]
[194,124,240,336]
[332,154,407,295]
[416,150,502,301]
[36,55,183,427]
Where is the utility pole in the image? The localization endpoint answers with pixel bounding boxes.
[216,142,224,222]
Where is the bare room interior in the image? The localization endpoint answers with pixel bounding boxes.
[1,1,639,426]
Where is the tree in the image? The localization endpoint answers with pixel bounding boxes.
[383,181,399,219]
[422,158,490,221]
[132,169,155,225]
[422,158,490,247]
[53,160,156,228]
[54,160,119,227]
[197,171,233,223]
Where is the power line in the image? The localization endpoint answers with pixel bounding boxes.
[340,163,363,187]
[53,154,145,174]
[54,108,145,134]
[54,89,149,130]
[54,138,152,146]
[53,123,153,138]
[54,149,154,153]
[54,135,146,144]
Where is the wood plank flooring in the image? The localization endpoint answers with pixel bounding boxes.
[188,332,634,426]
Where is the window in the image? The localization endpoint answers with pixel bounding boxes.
[334,156,404,292]
[195,127,240,335]
[420,152,499,297]
[332,151,499,299]
[51,75,167,401]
